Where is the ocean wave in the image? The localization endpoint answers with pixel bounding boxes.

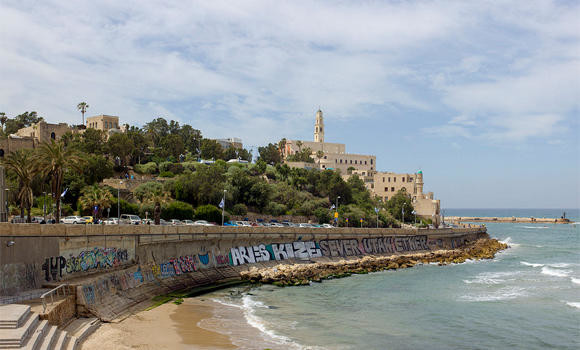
[565,302,580,309]
[548,263,574,268]
[463,271,521,285]
[499,237,520,247]
[522,226,549,229]
[460,287,527,302]
[541,267,571,278]
[520,261,544,268]
[571,277,580,285]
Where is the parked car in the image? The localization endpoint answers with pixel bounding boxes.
[223,221,238,226]
[170,219,182,225]
[235,221,252,227]
[141,219,153,225]
[320,223,334,228]
[120,214,141,225]
[269,222,284,227]
[298,223,313,228]
[103,218,118,225]
[182,220,195,225]
[60,216,87,224]
[159,219,170,225]
[81,216,94,224]
[193,220,214,226]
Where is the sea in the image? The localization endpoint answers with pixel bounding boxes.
[199,209,580,349]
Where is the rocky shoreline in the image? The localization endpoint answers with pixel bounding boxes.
[241,238,508,287]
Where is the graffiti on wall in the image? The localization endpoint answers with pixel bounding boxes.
[229,241,323,266]
[42,247,130,282]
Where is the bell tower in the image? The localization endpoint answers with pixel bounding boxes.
[314,109,324,143]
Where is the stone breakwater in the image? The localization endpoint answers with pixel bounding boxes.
[240,238,508,286]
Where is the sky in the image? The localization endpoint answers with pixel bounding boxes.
[0,0,579,209]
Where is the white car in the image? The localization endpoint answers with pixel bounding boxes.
[103,218,118,225]
[182,220,195,225]
[321,223,334,228]
[298,223,313,228]
[193,220,214,226]
[60,216,86,224]
[170,219,183,225]
[120,214,141,225]
[235,221,252,227]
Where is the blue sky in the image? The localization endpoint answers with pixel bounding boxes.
[0,0,578,208]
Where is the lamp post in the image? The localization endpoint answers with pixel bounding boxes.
[4,189,9,223]
[221,189,227,226]
[43,191,47,221]
[118,181,122,224]
[375,207,379,228]
[402,207,405,225]
[335,195,340,227]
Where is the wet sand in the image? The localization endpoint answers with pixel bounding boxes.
[82,299,236,350]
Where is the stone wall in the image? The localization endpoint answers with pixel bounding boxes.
[0,223,486,320]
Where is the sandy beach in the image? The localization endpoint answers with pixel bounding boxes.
[82,298,237,350]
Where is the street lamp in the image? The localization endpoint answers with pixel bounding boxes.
[335,196,340,227]
[221,189,227,226]
[43,191,47,221]
[375,207,379,228]
[118,180,123,224]
[4,189,9,223]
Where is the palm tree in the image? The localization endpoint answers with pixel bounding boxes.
[316,150,324,168]
[78,185,113,220]
[143,189,170,225]
[278,138,287,158]
[0,113,7,133]
[77,102,89,126]
[2,150,37,222]
[296,140,303,152]
[35,140,85,222]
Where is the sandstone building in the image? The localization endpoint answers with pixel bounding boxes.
[283,109,440,221]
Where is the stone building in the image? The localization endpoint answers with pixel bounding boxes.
[283,109,376,174]
[86,115,121,131]
[215,137,243,149]
[15,121,70,143]
[283,109,440,221]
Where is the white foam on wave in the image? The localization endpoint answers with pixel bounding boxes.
[522,226,549,229]
[541,266,571,278]
[520,261,544,268]
[460,287,527,302]
[499,237,520,247]
[548,263,573,268]
[571,277,580,285]
[565,302,580,309]
[463,271,521,285]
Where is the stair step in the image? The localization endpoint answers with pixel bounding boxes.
[65,336,78,350]
[53,331,69,350]
[38,325,58,350]
[0,313,38,346]
[21,320,49,350]
[0,305,31,329]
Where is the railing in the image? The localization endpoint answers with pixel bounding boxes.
[41,284,70,313]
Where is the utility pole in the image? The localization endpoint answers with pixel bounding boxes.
[375,207,379,228]
[43,191,47,221]
[335,195,340,227]
[221,189,227,226]
[118,181,122,224]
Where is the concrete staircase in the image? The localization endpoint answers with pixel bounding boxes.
[0,305,100,350]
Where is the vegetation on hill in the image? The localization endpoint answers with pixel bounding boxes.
[0,113,421,226]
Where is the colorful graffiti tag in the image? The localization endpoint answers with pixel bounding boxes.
[42,247,130,282]
[229,241,323,266]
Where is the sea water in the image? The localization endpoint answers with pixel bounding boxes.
[205,209,580,349]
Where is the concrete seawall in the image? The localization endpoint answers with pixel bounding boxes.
[447,216,572,224]
[0,224,487,321]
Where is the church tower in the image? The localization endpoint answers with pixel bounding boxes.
[314,109,324,143]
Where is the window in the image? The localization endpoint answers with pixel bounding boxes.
[370,184,374,189]
[384,187,388,192]
[391,187,395,192]
[340,159,342,164]
[388,177,391,182]
[324,156,327,159]
[402,177,405,182]
[365,161,367,165]
[0,149,4,157]
[115,123,118,128]
[335,159,337,163]
[50,132,56,140]
[382,177,385,182]
[410,177,413,182]
[350,160,352,164]
[394,177,396,182]
[315,127,318,132]
[371,159,373,165]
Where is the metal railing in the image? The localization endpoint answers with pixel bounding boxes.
[41,284,70,313]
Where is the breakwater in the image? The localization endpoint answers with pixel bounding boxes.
[241,238,508,286]
[0,223,488,321]
[447,216,572,224]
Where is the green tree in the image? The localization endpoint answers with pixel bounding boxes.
[78,185,113,220]
[77,102,89,126]
[200,139,224,160]
[2,149,37,221]
[4,111,44,135]
[258,143,281,165]
[35,140,85,222]
[106,133,134,167]
[162,201,194,220]
[385,189,414,223]
[0,112,7,133]
[143,188,171,225]
[194,204,223,223]
[159,134,185,159]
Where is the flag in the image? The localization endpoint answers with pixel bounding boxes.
[330,204,335,210]
[218,198,225,209]
[60,188,68,197]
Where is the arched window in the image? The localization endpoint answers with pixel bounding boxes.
[50,132,56,140]
[0,149,4,157]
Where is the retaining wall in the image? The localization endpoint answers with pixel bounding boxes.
[0,224,487,320]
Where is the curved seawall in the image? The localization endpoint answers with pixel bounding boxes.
[0,224,487,321]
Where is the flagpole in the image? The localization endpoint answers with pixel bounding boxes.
[221,189,226,226]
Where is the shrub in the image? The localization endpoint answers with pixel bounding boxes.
[230,203,248,216]
[159,171,175,178]
[134,182,164,202]
[162,201,194,220]
[159,161,173,173]
[265,202,287,216]
[134,162,158,174]
[314,207,332,224]
[110,199,139,216]
[195,204,226,224]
